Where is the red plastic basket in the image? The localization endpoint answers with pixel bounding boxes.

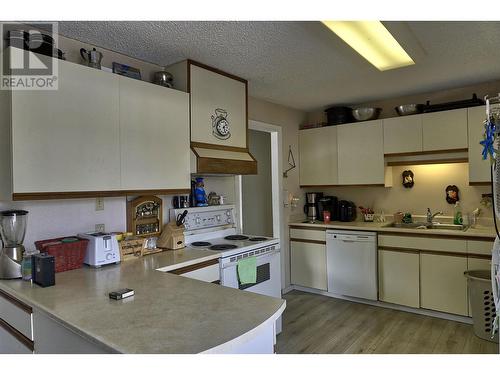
[35,237,89,273]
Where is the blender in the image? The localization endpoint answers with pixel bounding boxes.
[0,210,28,279]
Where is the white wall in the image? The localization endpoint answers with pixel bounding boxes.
[242,130,273,236]
[305,163,492,219]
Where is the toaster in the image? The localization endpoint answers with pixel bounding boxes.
[79,232,121,267]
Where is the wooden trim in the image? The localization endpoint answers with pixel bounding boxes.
[197,156,257,175]
[168,258,219,275]
[379,231,494,241]
[378,246,420,254]
[386,158,468,167]
[420,250,468,258]
[12,188,191,201]
[187,59,248,84]
[289,225,326,231]
[0,289,32,314]
[191,142,249,153]
[384,148,468,157]
[290,238,326,245]
[0,318,34,351]
[467,253,492,260]
[380,245,470,257]
[300,184,385,188]
[469,181,491,186]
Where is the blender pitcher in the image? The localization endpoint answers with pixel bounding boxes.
[0,210,28,279]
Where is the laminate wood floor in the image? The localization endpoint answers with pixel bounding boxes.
[276,291,499,354]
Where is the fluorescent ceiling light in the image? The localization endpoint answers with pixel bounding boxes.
[322,21,415,71]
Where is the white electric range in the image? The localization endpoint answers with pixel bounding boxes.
[171,205,282,333]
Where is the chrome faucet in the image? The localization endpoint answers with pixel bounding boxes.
[426,208,444,224]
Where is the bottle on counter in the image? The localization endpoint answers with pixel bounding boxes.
[21,248,40,281]
[454,202,463,225]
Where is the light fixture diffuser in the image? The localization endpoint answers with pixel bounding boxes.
[322,21,414,71]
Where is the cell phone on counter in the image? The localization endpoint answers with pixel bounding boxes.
[109,288,135,300]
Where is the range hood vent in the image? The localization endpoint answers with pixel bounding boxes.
[191,143,257,175]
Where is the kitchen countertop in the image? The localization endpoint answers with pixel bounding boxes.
[0,249,286,353]
[289,221,497,239]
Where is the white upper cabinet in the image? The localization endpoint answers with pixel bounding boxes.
[337,120,385,185]
[119,77,190,190]
[0,48,191,199]
[422,108,468,152]
[383,115,423,154]
[11,58,121,193]
[467,106,490,184]
[299,126,338,186]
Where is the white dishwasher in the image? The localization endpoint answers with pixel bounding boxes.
[326,230,377,300]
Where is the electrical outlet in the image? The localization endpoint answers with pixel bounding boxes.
[95,197,104,211]
[95,223,105,232]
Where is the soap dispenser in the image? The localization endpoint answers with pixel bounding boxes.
[454,202,463,225]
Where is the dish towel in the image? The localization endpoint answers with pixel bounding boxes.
[237,257,257,285]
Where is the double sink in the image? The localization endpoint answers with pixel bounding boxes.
[384,222,467,231]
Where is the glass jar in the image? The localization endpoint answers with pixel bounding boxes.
[21,249,39,281]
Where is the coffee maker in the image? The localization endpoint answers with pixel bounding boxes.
[318,196,339,221]
[0,210,28,279]
[304,192,323,222]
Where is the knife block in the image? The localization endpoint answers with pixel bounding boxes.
[157,222,185,250]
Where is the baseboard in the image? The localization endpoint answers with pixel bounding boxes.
[281,285,294,295]
[288,285,473,325]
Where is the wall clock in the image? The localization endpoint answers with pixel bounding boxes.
[212,108,231,140]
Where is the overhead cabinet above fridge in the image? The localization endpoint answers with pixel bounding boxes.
[167,60,257,175]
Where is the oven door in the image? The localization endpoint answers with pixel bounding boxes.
[220,250,281,298]
[221,249,283,335]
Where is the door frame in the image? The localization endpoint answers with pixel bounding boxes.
[236,120,284,285]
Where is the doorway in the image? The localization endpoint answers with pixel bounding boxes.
[237,120,284,286]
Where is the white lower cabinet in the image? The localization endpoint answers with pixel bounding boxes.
[420,253,468,316]
[290,240,327,291]
[378,249,420,308]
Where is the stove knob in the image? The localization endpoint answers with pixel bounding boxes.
[226,210,231,216]
[227,218,232,224]
[195,217,201,225]
[216,215,221,221]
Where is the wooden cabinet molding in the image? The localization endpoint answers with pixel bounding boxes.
[12,188,191,201]
[167,259,219,275]
[290,238,327,245]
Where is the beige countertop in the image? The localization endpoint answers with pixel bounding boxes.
[0,249,285,354]
[289,221,497,239]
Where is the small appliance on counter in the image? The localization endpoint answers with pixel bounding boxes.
[318,196,338,221]
[78,232,120,267]
[172,195,190,209]
[338,200,357,222]
[0,210,29,279]
[304,192,323,222]
[32,253,55,287]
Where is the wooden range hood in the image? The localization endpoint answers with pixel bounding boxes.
[191,142,257,175]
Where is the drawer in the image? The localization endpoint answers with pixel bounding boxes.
[290,228,326,242]
[0,321,33,354]
[378,234,466,254]
[467,239,494,255]
[0,290,33,340]
[179,263,220,283]
[168,259,220,283]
